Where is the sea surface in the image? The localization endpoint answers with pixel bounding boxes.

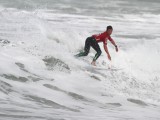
[0,0,160,120]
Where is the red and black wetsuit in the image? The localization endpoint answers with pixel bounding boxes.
[76,31,113,61]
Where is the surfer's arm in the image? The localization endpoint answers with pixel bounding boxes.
[109,37,118,52]
[103,44,111,61]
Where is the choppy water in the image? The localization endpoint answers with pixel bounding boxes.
[0,0,160,120]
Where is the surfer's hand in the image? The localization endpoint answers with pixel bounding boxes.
[115,46,118,52]
[107,54,111,61]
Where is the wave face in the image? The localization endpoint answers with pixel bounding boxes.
[0,0,160,120]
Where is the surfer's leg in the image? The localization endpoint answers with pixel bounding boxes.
[75,37,92,57]
[91,39,102,61]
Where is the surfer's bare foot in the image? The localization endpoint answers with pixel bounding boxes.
[91,61,96,66]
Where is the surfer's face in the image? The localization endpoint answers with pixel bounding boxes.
[107,29,113,35]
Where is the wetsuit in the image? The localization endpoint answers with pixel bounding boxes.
[76,31,114,61]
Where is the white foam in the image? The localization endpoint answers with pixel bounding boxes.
[0,7,160,120]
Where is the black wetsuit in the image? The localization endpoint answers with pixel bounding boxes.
[76,37,102,61]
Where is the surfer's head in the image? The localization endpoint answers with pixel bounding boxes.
[106,25,113,35]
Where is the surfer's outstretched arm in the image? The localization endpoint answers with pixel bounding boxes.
[103,44,111,61]
[108,37,118,52]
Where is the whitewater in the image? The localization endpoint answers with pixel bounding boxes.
[0,0,160,120]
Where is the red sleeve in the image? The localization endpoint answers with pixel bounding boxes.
[108,36,113,42]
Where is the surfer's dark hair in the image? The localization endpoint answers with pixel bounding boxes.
[107,25,113,30]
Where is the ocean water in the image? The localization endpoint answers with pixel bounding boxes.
[0,0,160,120]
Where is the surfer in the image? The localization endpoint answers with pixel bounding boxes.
[75,25,118,66]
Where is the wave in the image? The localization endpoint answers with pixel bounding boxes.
[0,6,160,120]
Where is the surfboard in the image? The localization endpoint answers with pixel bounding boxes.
[93,66,122,71]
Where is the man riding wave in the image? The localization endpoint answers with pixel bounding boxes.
[75,25,118,66]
